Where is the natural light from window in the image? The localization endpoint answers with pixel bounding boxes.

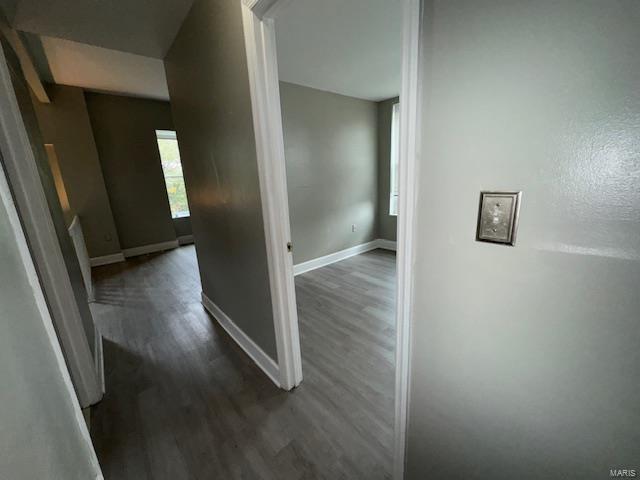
[156,130,190,219]
[389,102,400,216]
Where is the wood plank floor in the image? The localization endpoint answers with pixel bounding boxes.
[90,245,396,479]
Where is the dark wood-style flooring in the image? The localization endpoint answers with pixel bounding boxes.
[90,245,396,479]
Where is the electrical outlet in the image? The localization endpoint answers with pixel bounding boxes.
[351,224,357,232]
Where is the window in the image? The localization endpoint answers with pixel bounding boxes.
[156,130,190,218]
[389,102,400,216]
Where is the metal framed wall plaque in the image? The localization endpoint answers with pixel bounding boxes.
[476,191,522,245]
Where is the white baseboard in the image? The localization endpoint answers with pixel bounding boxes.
[293,240,379,276]
[94,325,105,395]
[90,252,125,267]
[87,287,96,303]
[201,292,280,388]
[123,239,179,258]
[177,234,194,245]
[293,239,396,276]
[90,238,190,267]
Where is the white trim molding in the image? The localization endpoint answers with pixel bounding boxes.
[0,41,102,408]
[123,239,179,258]
[394,0,423,478]
[68,216,95,302]
[201,292,280,387]
[90,252,125,267]
[242,1,303,391]
[245,0,295,19]
[91,238,189,267]
[293,239,396,276]
[0,22,50,103]
[177,234,194,245]
[0,73,102,477]
[94,325,105,394]
[294,240,378,275]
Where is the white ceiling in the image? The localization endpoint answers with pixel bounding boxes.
[275,0,402,102]
[37,36,169,101]
[7,0,194,58]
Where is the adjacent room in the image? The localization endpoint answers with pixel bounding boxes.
[29,41,194,264]
[275,0,402,474]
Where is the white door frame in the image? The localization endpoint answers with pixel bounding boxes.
[241,0,303,391]
[241,0,423,478]
[0,63,103,480]
[393,1,423,477]
[0,40,103,407]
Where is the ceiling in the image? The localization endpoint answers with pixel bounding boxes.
[0,0,401,103]
[0,0,192,100]
[275,0,402,102]
[31,35,170,101]
[5,0,194,58]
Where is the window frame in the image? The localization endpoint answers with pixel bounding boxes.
[155,129,190,219]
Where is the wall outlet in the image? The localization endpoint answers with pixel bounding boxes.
[351,224,357,232]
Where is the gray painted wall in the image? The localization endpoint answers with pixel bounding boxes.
[85,92,182,250]
[406,1,640,478]
[377,97,398,241]
[31,84,122,258]
[280,81,378,263]
[0,166,99,480]
[165,0,277,359]
[173,215,192,239]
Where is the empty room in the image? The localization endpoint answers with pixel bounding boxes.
[274,0,403,476]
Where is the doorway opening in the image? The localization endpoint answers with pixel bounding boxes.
[243,0,422,477]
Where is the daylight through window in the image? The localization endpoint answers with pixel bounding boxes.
[389,102,400,216]
[156,130,190,218]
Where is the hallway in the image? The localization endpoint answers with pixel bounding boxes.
[90,245,396,479]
